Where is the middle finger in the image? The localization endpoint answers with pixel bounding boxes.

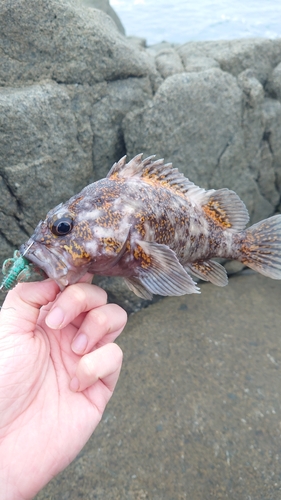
[71,303,127,355]
[45,282,108,330]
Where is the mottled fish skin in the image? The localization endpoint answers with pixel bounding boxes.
[20,154,281,298]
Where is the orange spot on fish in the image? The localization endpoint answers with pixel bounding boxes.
[133,245,152,269]
[63,241,91,264]
[203,199,232,229]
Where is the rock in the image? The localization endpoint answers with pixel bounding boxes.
[177,38,281,84]
[93,275,162,314]
[211,133,275,224]
[148,41,177,53]
[77,0,126,34]
[124,63,281,224]
[0,0,158,267]
[222,259,245,275]
[0,82,92,261]
[262,98,281,194]
[254,141,280,207]
[181,55,220,73]
[127,36,147,49]
[0,0,152,86]
[123,69,243,187]
[237,69,265,169]
[154,47,185,79]
[177,44,220,73]
[89,77,153,181]
[266,61,281,100]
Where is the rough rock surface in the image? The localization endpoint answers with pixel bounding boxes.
[0,82,92,252]
[77,0,125,34]
[0,0,152,87]
[1,0,281,311]
[35,273,281,499]
[177,38,281,83]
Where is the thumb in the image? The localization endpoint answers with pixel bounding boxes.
[0,280,60,337]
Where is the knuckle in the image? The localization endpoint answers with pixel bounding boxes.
[93,284,107,303]
[67,285,87,305]
[110,304,128,328]
[80,354,94,378]
[115,305,128,325]
[90,309,108,330]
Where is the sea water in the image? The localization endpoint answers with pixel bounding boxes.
[111,0,281,46]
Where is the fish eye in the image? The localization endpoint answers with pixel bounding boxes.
[51,217,74,236]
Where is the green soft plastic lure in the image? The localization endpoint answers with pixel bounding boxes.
[0,249,35,291]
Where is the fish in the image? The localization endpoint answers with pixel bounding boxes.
[19,154,281,299]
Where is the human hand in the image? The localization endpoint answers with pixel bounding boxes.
[0,275,126,499]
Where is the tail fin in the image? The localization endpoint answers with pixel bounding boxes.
[241,214,281,279]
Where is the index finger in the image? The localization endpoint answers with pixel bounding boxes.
[0,279,60,336]
[45,283,107,330]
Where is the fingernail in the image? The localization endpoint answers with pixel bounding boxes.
[70,376,80,392]
[71,333,88,354]
[46,307,65,329]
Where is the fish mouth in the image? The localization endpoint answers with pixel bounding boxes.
[20,239,87,290]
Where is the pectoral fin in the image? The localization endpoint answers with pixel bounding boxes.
[131,240,200,297]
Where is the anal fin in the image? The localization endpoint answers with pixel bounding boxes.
[185,260,228,287]
[124,277,153,300]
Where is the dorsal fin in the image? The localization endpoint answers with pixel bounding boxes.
[107,155,249,232]
[107,154,207,199]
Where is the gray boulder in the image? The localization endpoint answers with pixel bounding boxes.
[124,69,243,187]
[0,82,92,259]
[77,0,126,34]
[124,62,281,226]
[0,0,156,269]
[0,0,151,86]
[266,62,281,101]
[153,47,185,79]
[263,98,281,197]
[89,77,153,181]
[177,38,281,84]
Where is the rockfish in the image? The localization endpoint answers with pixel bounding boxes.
[20,154,281,299]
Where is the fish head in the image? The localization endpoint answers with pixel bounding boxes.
[20,197,99,289]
